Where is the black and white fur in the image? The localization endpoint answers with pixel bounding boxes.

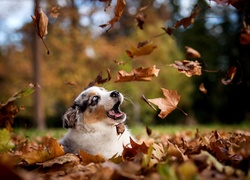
[59,86,134,159]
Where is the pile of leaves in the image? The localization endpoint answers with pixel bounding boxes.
[0,127,250,179]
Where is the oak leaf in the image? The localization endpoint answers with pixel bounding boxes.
[221,66,237,85]
[115,65,159,82]
[169,60,202,77]
[147,88,181,119]
[185,46,201,58]
[100,0,126,32]
[126,40,157,58]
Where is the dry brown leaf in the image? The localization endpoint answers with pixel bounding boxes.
[148,88,181,119]
[115,65,159,82]
[79,150,105,164]
[169,60,202,77]
[99,0,126,32]
[174,5,200,29]
[49,6,60,18]
[87,69,111,88]
[31,7,50,54]
[221,66,237,85]
[185,46,201,58]
[21,138,64,164]
[161,26,175,36]
[199,83,207,94]
[126,40,157,58]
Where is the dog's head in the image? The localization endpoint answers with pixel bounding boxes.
[62,86,126,128]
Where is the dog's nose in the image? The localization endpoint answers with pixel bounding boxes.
[110,90,120,98]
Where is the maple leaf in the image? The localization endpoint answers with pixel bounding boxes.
[100,0,126,32]
[122,137,149,161]
[31,7,50,54]
[115,65,160,82]
[126,40,157,58]
[174,5,200,29]
[169,60,202,77]
[221,66,237,85]
[147,88,181,119]
[185,46,201,58]
[79,150,105,164]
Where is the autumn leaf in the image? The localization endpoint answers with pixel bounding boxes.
[21,138,64,164]
[79,150,105,164]
[31,7,50,54]
[174,5,200,29]
[199,83,207,94]
[115,65,160,82]
[147,88,181,119]
[100,0,126,32]
[240,20,250,45]
[87,69,111,88]
[136,6,148,30]
[126,40,157,58]
[221,66,237,85]
[49,6,60,18]
[169,60,202,77]
[161,26,175,36]
[185,46,201,58]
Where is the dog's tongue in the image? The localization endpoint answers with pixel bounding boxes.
[108,109,124,120]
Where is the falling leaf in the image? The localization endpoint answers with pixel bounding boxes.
[79,150,105,164]
[49,6,60,18]
[221,66,237,85]
[147,88,181,119]
[161,26,175,36]
[199,83,207,94]
[31,7,50,54]
[126,40,157,58]
[116,123,125,135]
[86,69,111,88]
[99,0,112,10]
[140,95,157,111]
[136,6,148,30]
[169,60,202,77]
[65,81,78,86]
[174,5,200,29]
[115,65,160,82]
[185,46,201,58]
[100,0,126,32]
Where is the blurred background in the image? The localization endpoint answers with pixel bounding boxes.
[0,0,250,130]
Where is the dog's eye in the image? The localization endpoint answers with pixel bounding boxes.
[90,95,99,106]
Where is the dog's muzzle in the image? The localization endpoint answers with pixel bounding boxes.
[107,91,125,120]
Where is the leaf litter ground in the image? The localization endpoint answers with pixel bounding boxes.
[1,127,250,180]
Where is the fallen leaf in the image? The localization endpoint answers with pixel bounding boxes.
[161,26,175,36]
[136,6,148,30]
[126,40,157,58]
[21,138,64,164]
[79,150,105,164]
[185,46,201,58]
[221,66,237,85]
[100,0,126,32]
[169,60,202,77]
[115,65,159,82]
[174,5,200,29]
[147,88,181,119]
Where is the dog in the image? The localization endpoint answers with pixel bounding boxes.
[59,86,134,159]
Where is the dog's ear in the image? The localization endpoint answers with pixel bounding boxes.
[62,107,78,128]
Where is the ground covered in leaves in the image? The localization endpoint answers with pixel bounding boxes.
[1,127,250,180]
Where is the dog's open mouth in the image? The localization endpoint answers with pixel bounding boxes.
[107,101,125,120]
